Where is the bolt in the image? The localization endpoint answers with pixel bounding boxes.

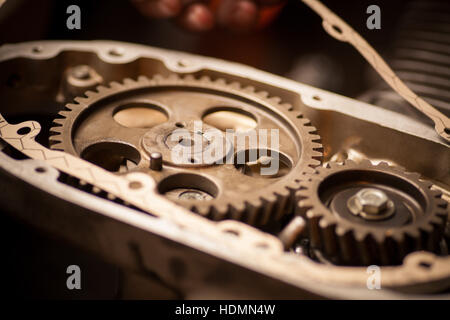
[348,188,395,220]
[355,188,388,215]
[150,152,163,171]
[179,190,205,200]
[71,65,91,80]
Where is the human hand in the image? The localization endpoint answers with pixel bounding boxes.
[131,0,284,32]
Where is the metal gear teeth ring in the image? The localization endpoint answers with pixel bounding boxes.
[49,74,323,226]
[296,159,448,266]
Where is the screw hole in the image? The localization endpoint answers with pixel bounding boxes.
[419,261,432,269]
[224,229,239,237]
[35,167,46,173]
[129,181,143,190]
[255,242,269,249]
[313,95,322,101]
[108,47,124,57]
[332,25,343,34]
[32,46,43,54]
[17,127,31,135]
[175,122,185,128]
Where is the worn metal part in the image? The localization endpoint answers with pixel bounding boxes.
[297,160,448,266]
[49,75,322,225]
[0,40,449,298]
[347,188,395,221]
[302,0,450,143]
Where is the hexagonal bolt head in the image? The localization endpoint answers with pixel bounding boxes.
[354,188,388,215]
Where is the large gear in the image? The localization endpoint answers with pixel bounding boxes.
[296,160,448,266]
[49,74,323,226]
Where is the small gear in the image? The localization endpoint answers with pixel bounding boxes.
[50,74,323,226]
[296,159,448,265]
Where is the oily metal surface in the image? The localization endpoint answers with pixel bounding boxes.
[297,159,448,266]
[49,74,323,225]
[1,41,450,297]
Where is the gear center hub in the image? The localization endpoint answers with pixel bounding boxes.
[141,120,232,167]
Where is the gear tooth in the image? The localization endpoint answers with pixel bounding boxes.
[420,180,433,189]
[296,188,310,200]
[298,118,311,126]
[52,118,66,126]
[420,223,434,233]
[435,198,448,209]
[430,215,445,225]
[123,78,135,86]
[183,74,195,81]
[359,158,372,166]
[211,204,229,220]
[306,209,322,219]
[245,201,261,225]
[229,202,245,220]
[257,91,269,99]
[138,75,150,82]
[65,103,79,111]
[343,159,358,166]
[308,158,322,168]
[242,85,255,93]
[57,110,71,118]
[281,103,293,110]
[214,78,227,86]
[311,142,323,150]
[49,127,63,134]
[107,193,116,201]
[74,96,89,104]
[167,73,180,81]
[429,188,442,198]
[229,81,241,90]
[377,161,390,168]
[195,205,210,217]
[404,227,420,239]
[200,75,212,83]
[311,150,323,158]
[268,96,281,104]
[305,125,318,134]
[50,142,64,150]
[259,199,276,226]
[152,74,163,82]
[92,186,101,194]
[327,161,340,169]
[95,85,109,93]
[306,212,323,248]
[109,81,122,90]
[405,171,421,181]
[84,90,97,98]
[353,229,369,242]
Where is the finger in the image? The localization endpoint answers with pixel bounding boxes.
[256,0,283,5]
[131,0,182,18]
[217,0,259,32]
[178,3,215,32]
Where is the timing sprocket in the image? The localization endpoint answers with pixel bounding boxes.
[50,74,323,226]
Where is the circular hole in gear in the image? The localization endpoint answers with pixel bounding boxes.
[202,107,257,133]
[113,103,168,129]
[234,148,293,179]
[157,173,218,201]
[80,141,141,172]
